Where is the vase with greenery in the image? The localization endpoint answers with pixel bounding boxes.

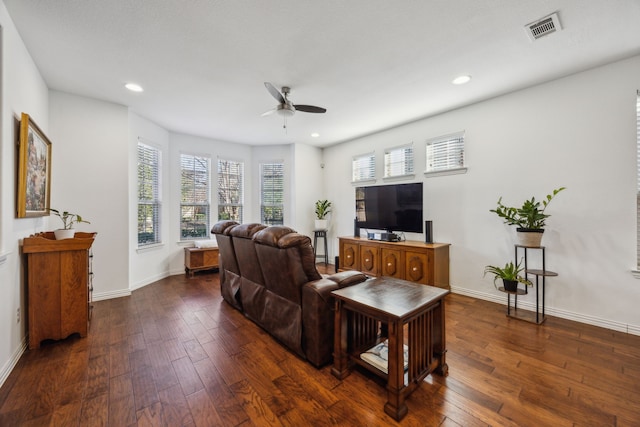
[314,200,332,230]
[489,187,565,246]
[49,208,90,239]
[484,259,532,292]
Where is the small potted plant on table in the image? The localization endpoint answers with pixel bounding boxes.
[49,208,91,240]
[484,259,533,292]
[314,199,332,230]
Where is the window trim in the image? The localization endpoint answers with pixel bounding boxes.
[137,139,162,247]
[179,152,211,241]
[352,152,376,183]
[217,157,244,223]
[384,143,414,180]
[260,161,285,226]
[424,131,467,177]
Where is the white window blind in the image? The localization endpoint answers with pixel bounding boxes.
[260,162,284,225]
[352,152,375,182]
[426,131,465,173]
[384,145,414,178]
[137,141,161,246]
[180,153,210,240]
[217,159,244,222]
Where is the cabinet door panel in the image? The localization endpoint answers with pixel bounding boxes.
[341,243,359,270]
[381,248,403,279]
[405,251,430,285]
[359,245,379,276]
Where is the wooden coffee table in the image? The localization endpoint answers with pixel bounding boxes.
[331,277,449,421]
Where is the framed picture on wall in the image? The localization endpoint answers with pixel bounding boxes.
[17,112,52,218]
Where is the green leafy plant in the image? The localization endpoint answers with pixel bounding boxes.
[490,187,565,230]
[315,200,332,220]
[49,208,90,230]
[483,259,533,289]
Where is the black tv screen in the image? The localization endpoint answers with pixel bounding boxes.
[355,183,423,233]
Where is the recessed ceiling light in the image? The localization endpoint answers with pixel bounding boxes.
[452,75,472,85]
[311,133,320,138]
[125,83,144,92]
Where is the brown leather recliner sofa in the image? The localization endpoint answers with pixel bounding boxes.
[211,220,367,367]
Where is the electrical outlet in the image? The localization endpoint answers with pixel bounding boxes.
[16,308,20,323]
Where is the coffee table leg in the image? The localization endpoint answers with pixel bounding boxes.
[331,299,351,379]
[433,300,449,377]
[384,320,408,421]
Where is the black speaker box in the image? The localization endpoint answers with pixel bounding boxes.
[354,218,359,237]
[425,220,433,243]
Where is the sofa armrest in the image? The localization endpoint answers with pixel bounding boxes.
[325,270,367,288]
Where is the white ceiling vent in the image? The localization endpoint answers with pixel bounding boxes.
[525,12,562,41]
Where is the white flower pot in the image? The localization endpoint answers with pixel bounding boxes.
[315,219,328,230]
[54,229,76,240]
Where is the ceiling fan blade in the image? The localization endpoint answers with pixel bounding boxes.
[261,108,277,117]
[264,82,284,104]
[294,104,326,113]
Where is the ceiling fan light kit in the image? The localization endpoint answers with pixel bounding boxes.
[263,82,326,129]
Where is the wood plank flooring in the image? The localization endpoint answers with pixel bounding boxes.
[1,266,639,426]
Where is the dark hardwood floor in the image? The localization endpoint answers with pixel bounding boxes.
[1,265,639,426]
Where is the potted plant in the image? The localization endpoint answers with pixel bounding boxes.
[314,199,332,230]
[490,187,565,247]
[49,208,90,240]
[484,259,533,292]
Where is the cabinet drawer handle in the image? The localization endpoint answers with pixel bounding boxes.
[413,267,418,271]
[365,258,370,262]
[387,262,392,267]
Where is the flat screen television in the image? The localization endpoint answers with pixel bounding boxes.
[355,182,423,233]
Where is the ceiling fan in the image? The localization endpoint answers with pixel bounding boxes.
[262,82,326,122]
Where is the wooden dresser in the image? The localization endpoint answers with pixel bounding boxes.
[22,232,96,349]
[338,236,450,289]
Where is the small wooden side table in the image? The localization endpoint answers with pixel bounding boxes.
[313,229,328,265]
[184,247,219,277]
[331,277,449,420]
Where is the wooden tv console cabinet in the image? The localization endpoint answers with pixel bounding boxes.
[338,236,450,289]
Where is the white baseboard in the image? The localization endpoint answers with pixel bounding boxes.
[130,271,172,292]
[450,286,640,336]
[92,288,131,301]
[0,337,27,389]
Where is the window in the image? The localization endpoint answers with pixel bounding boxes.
[217,159,244,222]
[384,144,414,178]
[352,152,375,182]
[260,162,284,225]
[137,141,161,246]
[180,153,210,240]
[425,131,466,174]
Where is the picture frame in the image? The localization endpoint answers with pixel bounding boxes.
[17,112,52,218]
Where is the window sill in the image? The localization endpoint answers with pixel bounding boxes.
[631,270,640,279]
[136,243,165,253]
[423,167,468,178]
[352,178,376,185]
[383,174,415,182]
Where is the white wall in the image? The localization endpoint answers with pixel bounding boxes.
[293,142,326,240]
[49,91,130,300]
[324,54,640,333]
[0,0,50,385]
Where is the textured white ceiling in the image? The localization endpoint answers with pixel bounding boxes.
[5,0,640,147]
